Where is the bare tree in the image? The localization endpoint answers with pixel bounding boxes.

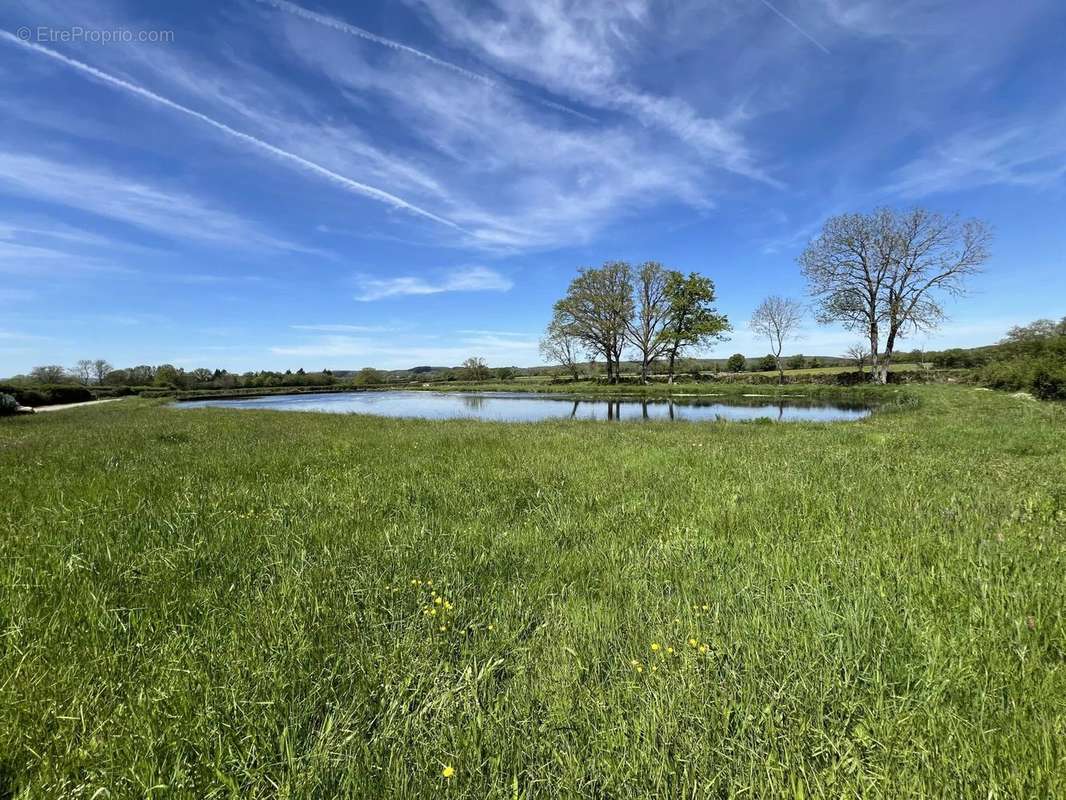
[91,359,113,384]
[625,262,674,384]
[749,296,804,383]
[552,262,633,383]
[882,209,992,377]
[845,343,869,371]
[801,208,990,383]
[72,359,94,384]
[540,318,584,380]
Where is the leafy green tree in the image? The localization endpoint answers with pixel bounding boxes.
[757,354,778,372]
[354,367,386,386]
[31,365,67,384]
[553,262,633,384]
[787,354,806,370]
[153,364,184,388]
[661,273,730,383]
[726,353,746,372]
[461,357,490,382]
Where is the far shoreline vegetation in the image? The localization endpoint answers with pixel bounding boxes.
[3,207,1064,411]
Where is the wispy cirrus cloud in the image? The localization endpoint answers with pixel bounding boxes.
[270,326,538,367]
[888,116,1066,197]
[407,0,769,182]
[0,152,305,252]
[291,323,399,333]
[0,30,461,232]
[354,266,513,301]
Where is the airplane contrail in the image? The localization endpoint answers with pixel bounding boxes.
[253,0,597,123]
[0,29,462,230]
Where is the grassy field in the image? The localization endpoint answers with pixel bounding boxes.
[2,386,1064,797]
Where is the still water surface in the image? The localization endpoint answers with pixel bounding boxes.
[178,391,870,423]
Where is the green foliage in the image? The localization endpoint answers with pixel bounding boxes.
[460,357,490,382]
[662,272,730,370]
[0,393,17,415]
[787,354,806,370]
[0,384,93,407]
[757,354,778,372]
[1,388,1063,796]
[726,353,746,372]
[354,367,386,386]
[975,317,1066,399]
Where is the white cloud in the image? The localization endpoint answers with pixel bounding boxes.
[889,117,1066,197]
[408,0,769,181]
[0,30,461,232]
[0,152,304,251]
[291,323,398,333]
[270,327,537,368]
[355,266,513,301]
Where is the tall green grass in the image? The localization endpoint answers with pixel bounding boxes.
[1,386,1063,797]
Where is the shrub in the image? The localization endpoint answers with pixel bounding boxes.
[0,394,18,416]
[979,353,1066,400]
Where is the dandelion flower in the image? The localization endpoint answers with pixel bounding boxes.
[434,597,443,605]
[635,665,644,673]
[688,638,698,648]
[699,643,709,654]
[427,580,434,587]
[666,647,675,655]
[650,642,661,652]
[442,765,455,779]
[429,608,437,616]
[487,624,495,631]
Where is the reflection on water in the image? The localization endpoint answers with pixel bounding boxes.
[178,391,871,423]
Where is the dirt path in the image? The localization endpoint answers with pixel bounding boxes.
[33,398,125,413]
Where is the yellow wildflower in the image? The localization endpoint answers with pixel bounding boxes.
[434,596,443,605]
[650,642,661,652]
[429,608,437,616]
[688,638,698,648]
[699,643,709,654]
[442,765,455,779]
[666,646,675,655]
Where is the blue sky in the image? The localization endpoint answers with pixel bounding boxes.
[1,0,1064,373]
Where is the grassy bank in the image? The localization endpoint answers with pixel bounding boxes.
[1,387,1063,797]
[405,378,917,405]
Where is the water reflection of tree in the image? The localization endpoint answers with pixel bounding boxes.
[461,395,486,411]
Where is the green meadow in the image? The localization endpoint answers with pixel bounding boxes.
[2,386,1064,798]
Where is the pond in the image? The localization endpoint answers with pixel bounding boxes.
[176,391,871,423]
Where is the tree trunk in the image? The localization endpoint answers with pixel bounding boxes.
[640,356,649,385]
[868,321,881,384]
[667,349,677,384]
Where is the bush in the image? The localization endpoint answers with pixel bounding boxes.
[0,394,18,416]
[0,383,92,407]
[980,354,1066,400]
